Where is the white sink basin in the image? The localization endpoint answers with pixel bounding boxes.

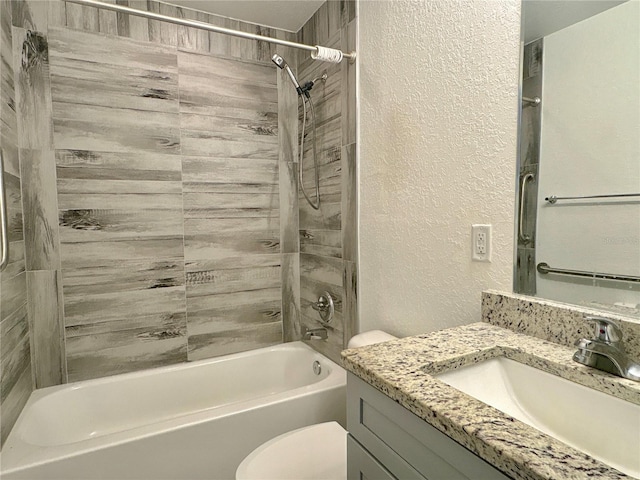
[435,357,640,477]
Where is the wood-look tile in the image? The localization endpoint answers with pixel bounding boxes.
[27,270,66,387]
[19,148,61,271]
[327,1,342,38]
[57,192,182,210]
[66,3,99,31]
[343,260,357,348]
[125,0,149,42]
[4,168,21,212]
[341,143,356,261]
[48,26,177,71]
[184,230,280,263]
[300,253,343,290]
[282,252,300,342]
[13,27,53,149]
[50,57,179,112]
[11,0,48,31]
[1,267,27,320]
[206,14,231,57]
[183,192,279,218]
[181,110,277,137]
[60,237,184,268]
[178,50,276,102]
[63,258,184,296]
[185,254,281,273]
[0,307,31,397]
[179,82,277,117]
[177,7,209,53]
[341,19,356,146]
[66,332,186,382]
[64,285,185,326]
[299,199,341,231]
[1,46,18,155]
[182,156,278,192]
[180,132,278,159]
[0,362,31,445]
[53,102,180,154]
[158,2,177,46]
[279,161,299,253]
[58,208,184,243]
[0,302,29,365]
[66,323,186,366]
[47,1,67,28]
[6,204,23,243]
[184,217,279,235]
[300,154,342,193]
[65,311,185,338]
[314,2,329,46]
[56,149,181,174]
[146,0,162,43]
[97,0,118,35]
[277,57,299,254]
[188,322,282,361]
[187,302,281,337]
[187,285,280,315]
[186,264,281,297]
[300,229,342,258]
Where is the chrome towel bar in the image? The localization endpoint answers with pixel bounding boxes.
[0,150,9,272]
[545,193,640,204]
[537,263,640,284]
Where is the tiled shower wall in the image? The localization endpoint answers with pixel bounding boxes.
[0,0,33,446]
[297,2,357,363]
[5,0,300,387]
[1,2,357,444]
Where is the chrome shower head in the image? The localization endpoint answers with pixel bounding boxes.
[271,53,302,94]
[271,53,286,69]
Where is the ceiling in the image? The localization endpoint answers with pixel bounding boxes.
[523,0,627,43]
[168,0,325,32]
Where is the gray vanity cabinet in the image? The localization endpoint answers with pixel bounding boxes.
[346,373,511,480]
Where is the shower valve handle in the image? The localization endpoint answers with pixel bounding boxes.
[311,292,334,323]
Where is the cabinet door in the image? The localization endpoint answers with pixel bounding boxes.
[347,435,396,480]
[347,374,511,480]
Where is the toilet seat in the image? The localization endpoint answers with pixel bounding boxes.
[235,422,347,480]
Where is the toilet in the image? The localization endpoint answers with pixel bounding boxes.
[236,330,397,480]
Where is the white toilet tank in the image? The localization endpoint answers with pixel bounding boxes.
[347,330,397,348]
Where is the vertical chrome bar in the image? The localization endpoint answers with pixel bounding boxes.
[0,149,9,271]
[518,173,534,244]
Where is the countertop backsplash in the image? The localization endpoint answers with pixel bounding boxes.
[482,290,640,361]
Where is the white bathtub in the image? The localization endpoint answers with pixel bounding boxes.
[0,341,346,480]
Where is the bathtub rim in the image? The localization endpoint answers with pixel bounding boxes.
[1,341,346,474]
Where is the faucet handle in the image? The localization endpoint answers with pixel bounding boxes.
[586,316,622,345]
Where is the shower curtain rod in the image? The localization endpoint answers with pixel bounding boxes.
[65,0,356,62]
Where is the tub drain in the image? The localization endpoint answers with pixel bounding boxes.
[312,360,322,375]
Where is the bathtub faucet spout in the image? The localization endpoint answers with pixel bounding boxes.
[302,326,328,341]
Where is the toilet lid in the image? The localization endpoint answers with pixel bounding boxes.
[235,422,347,480]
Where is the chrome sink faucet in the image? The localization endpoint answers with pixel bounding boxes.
[573,316,640,381]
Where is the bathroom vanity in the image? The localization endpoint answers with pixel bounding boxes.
[342,322,640,480]
[346,373,509,479]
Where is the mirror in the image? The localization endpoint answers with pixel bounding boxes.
[515,0,640,318]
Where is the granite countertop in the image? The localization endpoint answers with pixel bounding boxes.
[341,322,640,480]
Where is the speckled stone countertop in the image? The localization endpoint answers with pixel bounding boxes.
[341,323,640,480]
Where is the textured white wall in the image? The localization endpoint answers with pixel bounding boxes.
[536,1,640,308]
[358,0,521,336]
